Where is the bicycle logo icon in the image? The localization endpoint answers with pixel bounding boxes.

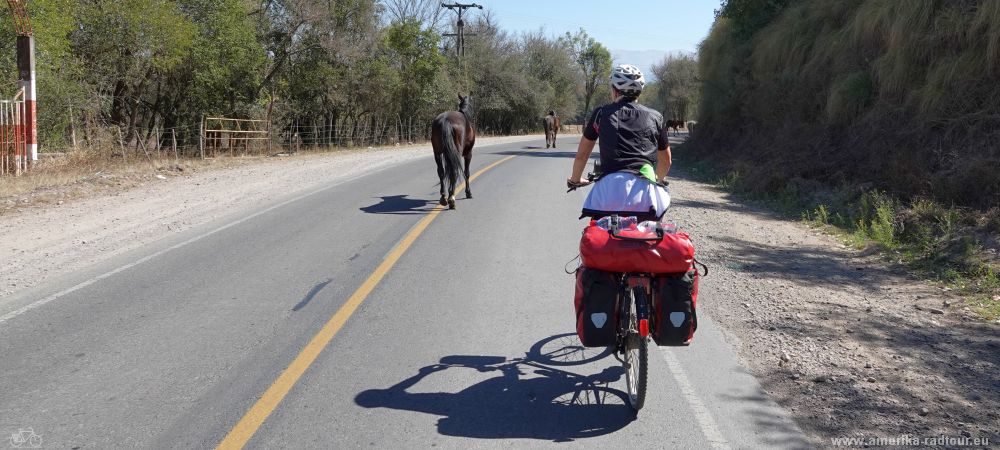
[9,428,42,448]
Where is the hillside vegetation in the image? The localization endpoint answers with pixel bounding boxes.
[694,0,999,317]
[698,0,1000,209]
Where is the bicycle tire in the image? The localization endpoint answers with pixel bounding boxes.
[623,286,648,411]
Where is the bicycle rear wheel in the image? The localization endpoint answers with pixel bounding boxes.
[623,286,648,411]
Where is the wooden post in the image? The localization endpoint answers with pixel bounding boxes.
[171,128,178,161]
[135,130,151,162]
[199,115,205,159]
[154,126,161,159]
[117,126,127,161]
[69,107,78,151]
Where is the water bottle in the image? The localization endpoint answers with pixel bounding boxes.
[596,215,638,230]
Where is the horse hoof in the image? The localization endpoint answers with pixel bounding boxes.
[448,199,456,209]
[439,198,448,206]
[466,192,472,199]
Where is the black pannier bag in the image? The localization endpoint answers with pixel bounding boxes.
[574,267,619,347]
[651,269,699,346]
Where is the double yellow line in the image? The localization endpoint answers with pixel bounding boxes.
[216,155,517,449]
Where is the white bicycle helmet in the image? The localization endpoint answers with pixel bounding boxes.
[610,64,645,96]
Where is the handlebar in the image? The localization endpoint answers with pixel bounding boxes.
[566,172,598,192]
[567,175,668,192]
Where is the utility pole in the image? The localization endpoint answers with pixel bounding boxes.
[440,2,482,61]
[8,0,36,163]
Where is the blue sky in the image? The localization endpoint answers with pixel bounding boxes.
[481,0,720,76]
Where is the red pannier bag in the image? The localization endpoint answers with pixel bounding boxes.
[579,221,695,274]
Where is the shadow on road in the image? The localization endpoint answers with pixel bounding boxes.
[292,278,332,311]
[495,150,578,158]
[360,195,436,215]
[354,333,635,442]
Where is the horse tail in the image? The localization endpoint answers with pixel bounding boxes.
[436,117,466,193]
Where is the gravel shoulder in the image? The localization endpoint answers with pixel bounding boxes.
[668,171,999,448]
[2,134,997,448]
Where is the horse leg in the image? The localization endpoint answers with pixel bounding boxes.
[463,152,472,199]
[435,151,447,206]
[552,131,557,148]
[447,164,457,209]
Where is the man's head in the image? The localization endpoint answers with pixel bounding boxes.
[610,64,645,101]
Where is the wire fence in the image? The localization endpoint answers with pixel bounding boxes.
[4,109,581,176]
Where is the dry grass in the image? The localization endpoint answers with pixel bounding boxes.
[0,140,437,216]
[2,150,201,215]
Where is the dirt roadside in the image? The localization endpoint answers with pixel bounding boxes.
[668,173,1000,449]
[2,135,998,448]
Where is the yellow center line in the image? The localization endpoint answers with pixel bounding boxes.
[216,154,518,450]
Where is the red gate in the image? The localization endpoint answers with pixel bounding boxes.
[0,87,28,176]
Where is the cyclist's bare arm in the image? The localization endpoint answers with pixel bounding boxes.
[656,146,672,180]
[569,137,597,186]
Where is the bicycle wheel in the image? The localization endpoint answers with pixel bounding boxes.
[622,286,648,411]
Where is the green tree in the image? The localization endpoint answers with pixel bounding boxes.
[522,30,579,120]
[384,19,446,121]
[71,0,196,145]
[650,54,700,121]
[560,28,611,119]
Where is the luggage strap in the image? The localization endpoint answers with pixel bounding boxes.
[564,254,582,274]
[693,257,709,276]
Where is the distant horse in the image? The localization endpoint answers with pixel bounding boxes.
[665,119,684,136]
[543,110,560,148]
[431,94,476,209]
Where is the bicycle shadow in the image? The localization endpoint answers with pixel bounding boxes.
[354,334,635,442]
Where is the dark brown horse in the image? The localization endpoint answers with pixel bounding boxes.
[543,110,560,148]
[431,95,476,209]
[665,119,684,136]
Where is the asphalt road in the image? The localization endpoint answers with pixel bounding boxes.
[0,137,808,449]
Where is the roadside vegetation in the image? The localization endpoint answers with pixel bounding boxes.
[0,0,613,156]
[0,0,620,202]
[685,0,1000,320]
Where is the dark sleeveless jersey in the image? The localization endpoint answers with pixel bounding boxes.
[583,100,670,175]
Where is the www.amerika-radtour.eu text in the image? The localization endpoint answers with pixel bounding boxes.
[830,435,989,447]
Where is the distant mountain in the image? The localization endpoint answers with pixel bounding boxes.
[611,49,694,80]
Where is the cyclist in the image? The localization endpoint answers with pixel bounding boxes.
[566,64,672,221]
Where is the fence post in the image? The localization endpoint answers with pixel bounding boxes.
[172,128,178,161]
[117,126,127,161]
[266,119,272,155]
[69,106,78,151]
[154,126,160,159]
[199,115,205,159]
[135,130,151,162]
